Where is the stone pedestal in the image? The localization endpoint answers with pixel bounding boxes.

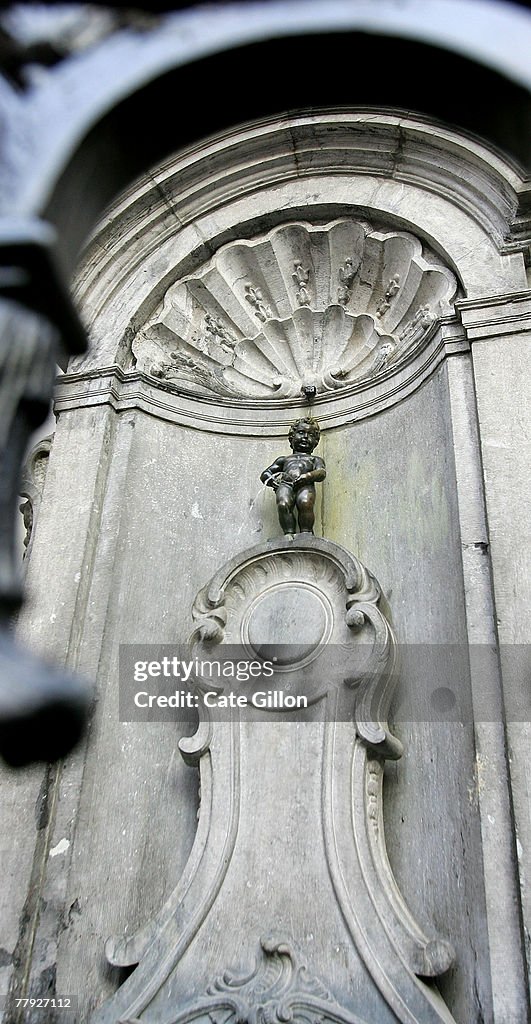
[92,537,455,1024]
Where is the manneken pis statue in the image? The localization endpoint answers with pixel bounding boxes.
[260,418,326,535]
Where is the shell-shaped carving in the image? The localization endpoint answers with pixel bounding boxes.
[133,220,458,400]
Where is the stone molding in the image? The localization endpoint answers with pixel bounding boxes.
[56,110,528,432]
[53,316,467,434]
[457,289,531,341]
[74,110,524,320]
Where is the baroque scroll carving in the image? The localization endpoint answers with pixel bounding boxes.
[122,938,368,1024]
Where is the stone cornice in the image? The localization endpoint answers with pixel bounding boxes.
[456,290,531,341]
[76,110,523,300]
[55,318,467,433]
[74,111,526,322]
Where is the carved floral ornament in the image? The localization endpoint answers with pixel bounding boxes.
[122,938,368,1024]
[132,219,458,403]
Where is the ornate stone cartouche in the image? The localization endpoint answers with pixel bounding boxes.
[90,534,455,1024]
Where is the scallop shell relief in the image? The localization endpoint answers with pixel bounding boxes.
[133,220,458,401]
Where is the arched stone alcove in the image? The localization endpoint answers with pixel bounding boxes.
[10,105,529,1023]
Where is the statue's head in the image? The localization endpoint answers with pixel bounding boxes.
[288,417,321,453]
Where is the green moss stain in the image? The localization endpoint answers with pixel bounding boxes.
[322,431,378,559]
[400,450,451,551]
[320,427,451,564]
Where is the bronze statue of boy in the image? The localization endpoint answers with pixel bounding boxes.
[260,418,326,535]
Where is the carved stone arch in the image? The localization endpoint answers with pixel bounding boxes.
[56,110,528,436]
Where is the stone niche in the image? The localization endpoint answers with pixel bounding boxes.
[16,110,530,1023]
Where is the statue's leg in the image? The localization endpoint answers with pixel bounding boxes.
[276,483,297,534]
[296,485,315,534]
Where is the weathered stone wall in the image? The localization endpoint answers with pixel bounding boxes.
[6,372,484,1020]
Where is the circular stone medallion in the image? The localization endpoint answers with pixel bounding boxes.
[243,582,333,668]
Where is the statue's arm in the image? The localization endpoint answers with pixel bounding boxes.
[299,457,326,484]
[260,457,284,487]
